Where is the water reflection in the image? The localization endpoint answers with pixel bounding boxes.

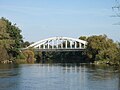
[119,74,120,90]
[0,64,19,78]
[0,63,120,90]
[60,63,120,90]
[0,64,20,90]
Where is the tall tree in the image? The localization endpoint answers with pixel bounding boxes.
[0,17,23,61]
[86,35,119,64]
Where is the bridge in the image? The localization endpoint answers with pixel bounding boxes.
[26,37,87,51]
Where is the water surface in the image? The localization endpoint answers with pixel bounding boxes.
[0,64,120,90]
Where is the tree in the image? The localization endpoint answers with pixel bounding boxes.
[79,36,87,41]
[116,42,120,64]
[0,46,9,62]
[22,41,30,48]
[1,17,23,58]
[86,35,119,65]
[22,50,35,63]
[0,17,24,62]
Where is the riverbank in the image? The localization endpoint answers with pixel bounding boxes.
[94,60,120,66]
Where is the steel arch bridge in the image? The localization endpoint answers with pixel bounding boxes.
[27,37,87,51]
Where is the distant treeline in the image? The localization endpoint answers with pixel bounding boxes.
[0,17,120,65]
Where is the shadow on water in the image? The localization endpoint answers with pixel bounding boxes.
[0,64,19,78]
[0,64,20,90]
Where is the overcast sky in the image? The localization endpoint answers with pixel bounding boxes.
[0,0,120,42]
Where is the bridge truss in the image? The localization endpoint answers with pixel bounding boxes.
[27,37,87,51]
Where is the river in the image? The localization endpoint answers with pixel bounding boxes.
[0,64,120,90]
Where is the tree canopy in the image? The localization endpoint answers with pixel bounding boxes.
[0,17,23,62]
[84,35,120,65]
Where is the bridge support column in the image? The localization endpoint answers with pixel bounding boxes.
[79,42,81,48]
[41,51,45,63]
[65,40,67,48]
[52,40,54,49]
[48,41,50,49]
[70,41,72,49]
[43,44,45,49]
[61,40,63,49]
[75,41,77,49]
[57,39,58,49]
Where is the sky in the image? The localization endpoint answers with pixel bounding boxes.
[0,0,120,42]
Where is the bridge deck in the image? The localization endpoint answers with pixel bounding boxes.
[33,48,85,52]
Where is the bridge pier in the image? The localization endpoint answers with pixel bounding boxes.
[41,51,45,63]
[36,51,46,63]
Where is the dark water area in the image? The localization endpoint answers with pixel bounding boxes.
[0,63,120,90]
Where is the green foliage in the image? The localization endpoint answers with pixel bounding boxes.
[86,35,120,65]
[0,45,9,62]
[16,52,26,59]
[22,41,30,48]
[35,51,42,63]
[23,50,35,63]
[38,51,87,63]
[0,17,23,63]
[2,17,23,57]
[79,36,87,40]
[116,42,120,64]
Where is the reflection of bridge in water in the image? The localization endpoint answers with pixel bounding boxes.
[26,36,87,51]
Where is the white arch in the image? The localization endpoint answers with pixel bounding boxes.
[27,36,87,50]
